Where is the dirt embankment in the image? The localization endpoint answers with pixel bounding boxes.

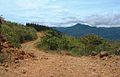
[0,32,120,77]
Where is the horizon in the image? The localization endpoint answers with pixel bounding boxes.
[0,0,120,27]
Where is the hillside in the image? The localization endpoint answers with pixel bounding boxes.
[55,23,120,40]
[1,21,37,48]
[0,20,120,77]
[0,32,120,77]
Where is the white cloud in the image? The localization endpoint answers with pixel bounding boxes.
[16,0,47,10]
[0,0,120,27]
[84,13,120,27]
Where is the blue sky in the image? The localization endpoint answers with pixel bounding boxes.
[0,0,120,27]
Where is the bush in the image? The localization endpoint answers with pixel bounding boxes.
[108,41,120,55]
[15,26,37,43]
[37,27,119,56]
[1,21,37,48]
[37,29,86,56]
[80,34,112,55]
[37,30,70,50]
[0,53,4,63]
[1,24,20,48]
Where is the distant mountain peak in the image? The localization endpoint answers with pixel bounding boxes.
[69,23,92,29]
[55,23,120,40]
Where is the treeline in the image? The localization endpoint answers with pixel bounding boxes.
[26,23,53,31]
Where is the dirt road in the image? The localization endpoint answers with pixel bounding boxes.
[0,32,120,77]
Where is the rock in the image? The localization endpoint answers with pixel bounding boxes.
[14,57,19,60]
[2,42,9,48]
[19,51,26,55]
[21,69,27,74]
[28,53,36,58]
[3,63,9,68]
[18,55,24,60]
[64,52,72,56]
[0,33,35,65]
[91,51,97,56]
[5,68,9,72]
[14,60,19,64]
[99,51,109,58]
[116,48,120,55]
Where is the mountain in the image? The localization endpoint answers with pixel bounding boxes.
[55,23,120,40]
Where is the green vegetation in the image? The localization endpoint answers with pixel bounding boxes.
[79,34,112,55]
[0,53,4,63]
[55,23,120,40]
[26,23,52,31]
[37,28,120,56]
[1,19,119,56]
[1,21,37,48]
[37,30,70,50]
[109,41,120,55]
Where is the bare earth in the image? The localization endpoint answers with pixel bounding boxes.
[0,32,120,77]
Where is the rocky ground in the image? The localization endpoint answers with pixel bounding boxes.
[0,33,120,77]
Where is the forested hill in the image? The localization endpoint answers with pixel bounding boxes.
[55,23,120,40]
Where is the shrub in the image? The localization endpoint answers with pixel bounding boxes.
[0,53,4,63]
[80,34,112,55]
[37,27,119,56]
[1,24,20,48]
[37,29,70,50]
[15,26,37,43]
[1,21,37,48]
[108,41,120,55]
[37,29,85,56]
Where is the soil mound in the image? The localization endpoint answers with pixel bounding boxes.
[0,34,35,64]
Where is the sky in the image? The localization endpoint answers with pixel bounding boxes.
[0,0,120,27]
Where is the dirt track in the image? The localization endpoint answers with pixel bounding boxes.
[0,32,120,77]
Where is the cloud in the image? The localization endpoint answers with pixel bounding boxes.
[32,16,83,27]
[30,12,120,27]
[0,0,120,27]
[84,13,120,27]
[48,5,69,13]
[42,13,120,27]
[14,0,69,19]
[15,0,49,10]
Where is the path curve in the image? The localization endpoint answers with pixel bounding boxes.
[1,32,120,77]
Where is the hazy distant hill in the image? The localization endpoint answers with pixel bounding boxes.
[55,23,120,40]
